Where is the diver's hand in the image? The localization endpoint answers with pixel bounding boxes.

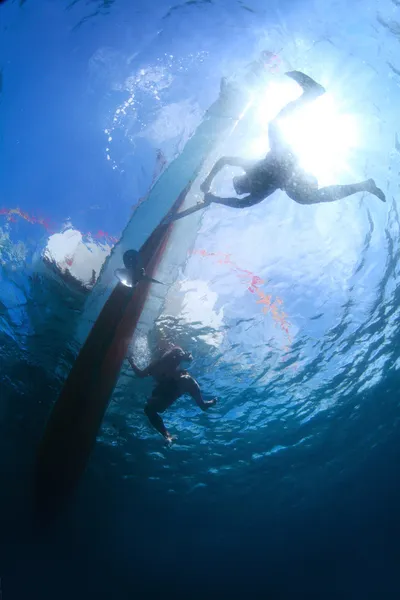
[202,193,215,206]
[200,180,211,193]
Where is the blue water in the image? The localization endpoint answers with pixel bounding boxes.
[1,0,400,598]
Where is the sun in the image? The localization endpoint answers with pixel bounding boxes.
[278,92,359,186]
[249,80,360,187]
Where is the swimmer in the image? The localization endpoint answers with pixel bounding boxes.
[128,346,216,443]
[171,71,385,223]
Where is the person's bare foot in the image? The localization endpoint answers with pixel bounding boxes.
[367,179,386,202]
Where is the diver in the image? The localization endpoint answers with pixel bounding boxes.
[128,346,217,443]
[171,71,385,223]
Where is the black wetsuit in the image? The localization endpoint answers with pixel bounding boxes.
[144,371,213,438]
[147,375,186,413]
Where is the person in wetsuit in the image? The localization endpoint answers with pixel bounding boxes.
[173,71,385,223]
[128,346,216,443]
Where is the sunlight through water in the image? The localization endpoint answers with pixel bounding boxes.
[252,79,360,186]
[1,0,400,595]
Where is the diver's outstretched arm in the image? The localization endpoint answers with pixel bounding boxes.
[168,202,209,222]
[128,357,149,377]
[169,190,265,223]
[201,156,254,192]
[128,356,162,378]
[206,192,264,209]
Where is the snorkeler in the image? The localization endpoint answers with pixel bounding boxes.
[171,71,385,223]
[128,346,216,443]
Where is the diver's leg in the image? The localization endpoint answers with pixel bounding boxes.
[288,179,386,204]
[144,404,170,439]
[268,72,326,153]
[285,71,326,95]
[278,73,325,118]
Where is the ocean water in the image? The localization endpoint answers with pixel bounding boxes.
[1,0,400,598]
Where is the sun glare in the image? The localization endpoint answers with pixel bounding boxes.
[279,93,359,186]
[250,81,360,187]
